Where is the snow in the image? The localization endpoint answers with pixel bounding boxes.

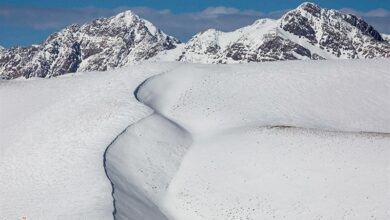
[132,59,390,219]
[383,34,390,42]
[0,62,176,219]
[139,59,390,134]
[170,3,389,64]
[277,28,338,59]
[105,114,192,220]
[175,19,281,63]
[164,127,390,220]
[1,59,390,220]
[172,14,343,63]
[152,44,185,62]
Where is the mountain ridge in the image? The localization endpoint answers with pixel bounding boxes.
[0,10,179,79]
[173,2,390,63]
[1,2,389,79]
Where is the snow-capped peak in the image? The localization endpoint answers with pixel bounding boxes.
[108,10,159,35]
[113,10,138,20]
[0,10,180,79]
[176,2,390,63]
[1,2,390,79]
[296,2,321,14]
[108,10,140,26]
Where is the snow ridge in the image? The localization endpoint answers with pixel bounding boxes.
[103,59,390,220]
[104,76,193,220]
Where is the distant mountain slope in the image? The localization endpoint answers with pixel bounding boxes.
[1,2,389,79]
[0,11,179,79]
[175,2,390,63]
[383,34,390,42]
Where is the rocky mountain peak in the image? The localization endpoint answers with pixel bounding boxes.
[175,2,389,64]
[1,2,389,79]
[282,2,384,42]
[296,2,322,17]
[0,10,180,79]
[279,3,389,58]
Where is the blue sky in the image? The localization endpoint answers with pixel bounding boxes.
[1,0,389,47]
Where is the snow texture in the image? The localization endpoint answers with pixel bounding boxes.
[173,2,390,63]
[1,59,390,220]
[0,62,176,219]
[0,11,179,79]
[111,59,390,219]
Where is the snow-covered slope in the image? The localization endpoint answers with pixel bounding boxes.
[0,62,177,219]
[107,59,390,219]
[0,11,179,79]
[175,2,390,63]
[140,59,390,133]
[1,59,389,219]
[383,34,390,42]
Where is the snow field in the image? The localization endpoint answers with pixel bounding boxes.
[132,59,390,219]
[0,62,176,219]
[1,59,389,220]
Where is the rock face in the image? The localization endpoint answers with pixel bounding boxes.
[1,2,389,79]
[0,11,179,79]
[176,2,390,63]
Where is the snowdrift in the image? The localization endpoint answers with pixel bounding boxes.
[138,59,390,134]
[1,59,390,220]
[0,63,176,219]
[105,114,192,220]
[127,59,390,219]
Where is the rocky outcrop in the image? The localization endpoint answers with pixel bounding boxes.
[176,2,390,63]
[0,11,179,79]
[1,2,389,78]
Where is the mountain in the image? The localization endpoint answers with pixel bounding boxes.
[0,11,179,79]
[1,3,389,79]
[175,2,390,63]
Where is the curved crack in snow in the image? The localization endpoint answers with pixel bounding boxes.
[104,77,193,220]
[102,59,390,219]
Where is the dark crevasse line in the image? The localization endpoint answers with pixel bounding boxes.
[103,127,129,219]
[102,76,153,220]
[102,75,160,220]
[133,78,149,102]
[103,74,193,220]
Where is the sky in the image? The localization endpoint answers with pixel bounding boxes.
[0,0,389,47]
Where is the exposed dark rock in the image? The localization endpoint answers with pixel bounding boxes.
[0,11,179,79]
[179,2,390,64]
